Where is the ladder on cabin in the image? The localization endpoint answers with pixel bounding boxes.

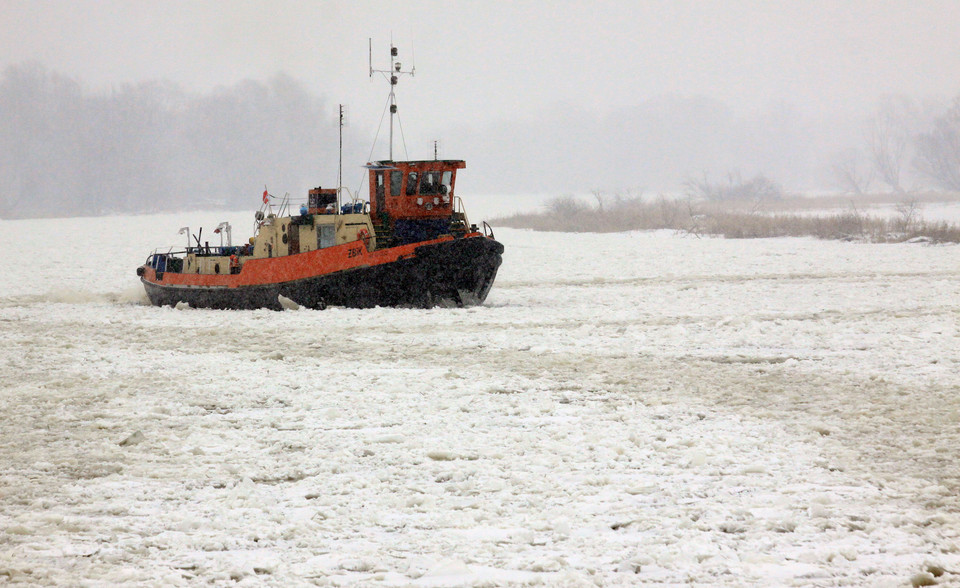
[450,211,469,236]
[371,217,393,250]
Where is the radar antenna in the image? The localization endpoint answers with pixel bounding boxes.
[369,38,415,161]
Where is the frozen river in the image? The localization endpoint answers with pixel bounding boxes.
[1,214,958,585]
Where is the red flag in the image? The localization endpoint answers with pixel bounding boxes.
[262,189,269,204]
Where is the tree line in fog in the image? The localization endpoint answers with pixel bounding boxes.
[461,94,960,197]
[1,63,958,219]
[0,63,363,219]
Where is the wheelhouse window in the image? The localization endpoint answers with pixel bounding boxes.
[420,172,443,195]
[406,172,419,195]
[441,171,452,195]
[390,170,402,197]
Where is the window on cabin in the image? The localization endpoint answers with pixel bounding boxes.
[406,172,419,195]
[375,171,385,210]
[441,171,452,195]
[420,172,442,195]
[318,224,335,249]
[390,170,402,196]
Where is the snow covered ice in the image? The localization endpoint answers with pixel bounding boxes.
[1,213,959,586]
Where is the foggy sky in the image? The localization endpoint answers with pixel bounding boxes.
[0,0,960,209]
[4,0,959,158]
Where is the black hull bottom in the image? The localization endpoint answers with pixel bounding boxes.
[142,236,503,310]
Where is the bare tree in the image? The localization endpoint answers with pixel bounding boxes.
[546,195,587,217]
[683,170,783,202]
[678,198,704,238]
[913,96,960,191]
[868,109,908,193]
[893,197,922,233]
[839,200,866,239]
[591,189,606,212]
[831,149,874,195]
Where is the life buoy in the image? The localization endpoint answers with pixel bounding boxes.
[357,228,373,250]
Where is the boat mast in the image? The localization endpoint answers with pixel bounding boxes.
[338,103,344,211]
[369,38,414,161]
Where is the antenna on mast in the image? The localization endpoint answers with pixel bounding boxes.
[369,38,415,161]
[410,40,416,76]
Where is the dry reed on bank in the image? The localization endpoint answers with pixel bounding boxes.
[492,195,960,243]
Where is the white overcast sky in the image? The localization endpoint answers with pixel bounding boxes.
[3,0,959,137]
